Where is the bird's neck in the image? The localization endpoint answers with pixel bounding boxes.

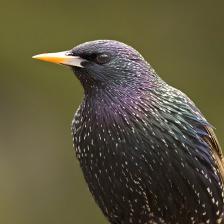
[81,81,164,127]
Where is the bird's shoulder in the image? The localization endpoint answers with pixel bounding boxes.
[150,85,224,180]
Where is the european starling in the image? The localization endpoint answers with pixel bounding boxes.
[33,40,224,224]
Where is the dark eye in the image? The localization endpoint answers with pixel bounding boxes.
[95,53,110,64]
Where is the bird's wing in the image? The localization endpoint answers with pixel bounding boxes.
[204,126,224,183]
[173,87,224,183]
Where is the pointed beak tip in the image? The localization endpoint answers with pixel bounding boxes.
[31,53,61,63]
[32,55,39,59]
[32,54,46,60]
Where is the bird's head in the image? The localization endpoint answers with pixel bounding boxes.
[33,40,159,92]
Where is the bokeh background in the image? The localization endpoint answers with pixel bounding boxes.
[0,1,224,223]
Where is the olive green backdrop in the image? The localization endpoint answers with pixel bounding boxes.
[0,1,223,223]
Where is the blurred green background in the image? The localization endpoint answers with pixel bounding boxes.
[0,1,223,223]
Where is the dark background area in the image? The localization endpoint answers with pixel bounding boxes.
[0,1,223,223]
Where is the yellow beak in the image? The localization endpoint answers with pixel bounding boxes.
[32,51,84,67]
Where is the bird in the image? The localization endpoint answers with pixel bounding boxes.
[33,40,224,224]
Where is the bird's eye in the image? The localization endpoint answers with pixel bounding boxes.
[95,53,110,64]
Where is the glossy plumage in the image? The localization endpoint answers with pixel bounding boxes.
[35,40,224,224]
